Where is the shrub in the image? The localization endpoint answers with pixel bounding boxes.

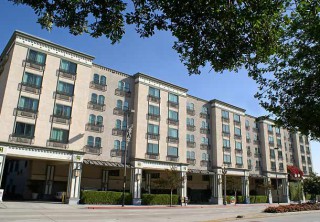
[237,196,244,203]
[80,191,132,205]
[255,195,268,203]
[141,194,179,205]
[250,196,256,203]
[305,193,312,200]
[264,203,320,213]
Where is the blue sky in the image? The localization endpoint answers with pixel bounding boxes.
[0,1,319,174]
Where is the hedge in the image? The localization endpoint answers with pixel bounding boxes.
[265,203,320,213]
[80,191,132,205]
[141,194,179,205]
[255,195,268,203]
[226,195,267,204]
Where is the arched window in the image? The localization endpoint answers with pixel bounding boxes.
[95,137,101,148]
[96,116,103,125]
[116,100,123,109]
[202,106,208,114]
[121,141,126,150]
[98,95,105,104]
[187,151,190,159]
[114,140,120,149]
[115,119,122,129]
[191,151,195,159]
[187,102,194,110]
[123,101,129,111]
[202,121,208,129]
[87,136,94,147]
[202,153,209,161]
[118,81,124,90]
[91,93,97,103]
[89,114,96,124]
[100,75,107,85]
[122,120,127,129]
[93,74,100,84]
[124,82,130,92]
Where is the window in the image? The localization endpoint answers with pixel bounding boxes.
[14,122,35,137]
[18,96,39,111]
[201,106,208,114]
[187,118,194,126]
[115,119,122,129]
[122,120,127,129]
[89,114,96,124]
[245,120,250,127]
[255,147,260,154]
[278,151,283,158]
[121,141,126,150]
[234,127,241,136]
[254,134,258,141]
[223,154,231,163]
[114,140,120,149]
[201,121,209,129]
[256,160,261,167]
[248,159,252,167]
[246,132,250,139]
[234,114,240,122]
[167,146,178,157]
[236,156,243,165]
[267,124,273,132]
[57,81,74,95]
[187,102,194,110]
[187,134,194,142]
[118,81,130,92]
[202,175,210,181]
[116,100,123,109]
[201,137,209,144]
[148,124,159,135]
[87,136,94,147]
[50,128,69,143]
[28,49,46,65]
[271,161,276,169]
[93,74,100,84]
[54,104,71,117]
[187,151,195,159]
[268,136,274,143]
[60,59,77,74]
[235,141,242,150]
[222,124,230,133]
[168,110,178,120]
[149,87,160,98]
[270,149,275,158]
[95,137,101,147]
[98,95,105,105]
[276,138,281,146]
[168,93,178,104]
[148,105,160,116]
[222,110,229,119]
[187,175,193,181]
[100,76,107,85]
[22,72,42,87]
[275,127,280,134]
[123,101,129,111]
[91,93,97,103]
[96,116,103,125]
[109,170,120,176]
[202,153,209,161]
[168,128,178,138]
[223,139,230,148]
[147,143,159,154]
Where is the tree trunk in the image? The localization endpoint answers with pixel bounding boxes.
[170,189,173,207]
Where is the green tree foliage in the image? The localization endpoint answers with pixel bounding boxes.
[303,173,320,200]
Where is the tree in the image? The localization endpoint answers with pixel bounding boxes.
[153,167,185,206]
[303,172,320,201]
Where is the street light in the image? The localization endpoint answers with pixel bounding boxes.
[122,109,135,207]
[274,147,280,204]
[221,165,227,205]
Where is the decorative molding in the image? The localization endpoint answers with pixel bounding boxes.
[93,63,131,78]
[212,102,245,115]
[132,159,188,172]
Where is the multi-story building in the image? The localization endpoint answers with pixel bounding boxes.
[0,31,313,204]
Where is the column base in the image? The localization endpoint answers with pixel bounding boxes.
[244,196,250,204]
[209,197,223,205]
[67,198,79,205]
[133,198,142,205]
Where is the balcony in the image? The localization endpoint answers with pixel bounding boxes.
[84,145,102,155]
[271,167,276,172]
[147,95,160,104]
[222,132,230,137]
[200,128,210,134]
[47,140,68,149]
[234,134,242,140]
[50,115,71,125]
[18,82,41,94]
[88,101,106,111]
[221,117,230,123]
[269,141,275,146]
[270,155,275,160]
[58,69,76,80]
[255,166,261,171]
[247,151,252,156]
[253,127,259,132]
[24,59,45,71]
[187,159,196,165]
[85,123,104,133]
[167,136,179,144]
[110,149,125,157]
[253,140,259,145]
[112,128,125,137]
[235,149,243,154]
[223,146,231,152]
[187,125,196,131]
[200,113,210,119]
[9,134,34,144]
[89,81,107,91]
[115,88,131,97]
[234,120,241,126]
[246,138,251,143]
[146,133,160,140]
[55,91,73,102]
[113,107,126,116]
[254,153,261,158]
[245,125,250,130]
[14,107,37,119]
[145,153,160,160]
[200,160,210,167]
[187,141,196,148]
[167,101,179,109]
[187,109,195,116]
[147,114,160,122]
[279,168,284,172]
[236,164,243,168]
[276,132,281,137]
[166,156,179,162]
[167,118,179,126]
[278,156,283,161]
[200,144,210,150]
[248,165,252,170]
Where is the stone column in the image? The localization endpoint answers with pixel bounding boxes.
[301,180,306,203]
[281,177,290,203]
[0,153,6,188]
[209,174,223,205]
[67,162,82,205]
[132,168,142,205]
[146,173,151,194]
[241,176,250,203]
[179,171,187,198]
[265,177,273,204]
[101,169,109,191]
[44,165,55,197]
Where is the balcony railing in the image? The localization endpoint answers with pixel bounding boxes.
[269,141,275,146]
[47,140,68,149]
[271,167,276,172]
[234,134,242,140]
[187,141,196,148]
[246,138,251,143]
[253,127,259,132]
[167,118,179,126]
[167,101,179,109]
[221,117,230,123]
[146,133,160,140]
[253,140,259,144]
[247,151,252,156]
[147,95,160,104]
[84,145,102,155]
[14,107,37,119]
[223,146,231,152]
[187,159,196,165]
[58,69,76,80]
[235,149,243,154]
[236,164,243,168]
[113,107,126,116]
[18,82,41,94]
[234,120,241,126]
[9,134,34,144]
[254,153,261,158]
[222,132,230,137]
[55,91,73,102]
[115,88,131,97]
[245,125,250,130]
[145,153,160,160]
[110,149,125,157]
[200,128,210,134]
[200,144,210,150]
[187,109,195,116]
[85,123,104,133]
[24,59,45,71]
[89,81,107,91]
[200,160,210,167]
[248,165,252,170]
[50,115,71,125]
[200,113,210,119]
[276,132,281,137]
[167,136,179,144]
[112,128,125,136]
[187,125,196,131]
[87,101,106,111]
[147,114,160,122]
[166,156,179,162]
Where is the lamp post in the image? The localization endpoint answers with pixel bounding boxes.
[274,147,280,204]
[122,109,134,207]
[222,165,227,205]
